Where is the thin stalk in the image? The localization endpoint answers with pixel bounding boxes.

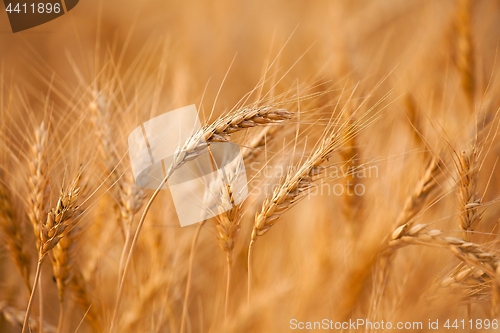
[117,216,134,279]
[225,253,232,322]
[247,239,254,305]
[22,254,46,333]
[38,268,43,333]
[180,146,217,333]
[109,175,168,332]
[180,221,205,333]
[57,300,64,333]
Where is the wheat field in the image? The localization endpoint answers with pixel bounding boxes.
[1,0,500,332]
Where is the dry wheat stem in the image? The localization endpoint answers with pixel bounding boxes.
[110,105,292,333]
[179,221,206,333]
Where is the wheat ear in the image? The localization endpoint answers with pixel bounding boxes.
[456,147,481,241]
[456,0,475,106]
[395,156,442,229]
[213,182,242,322]
[110,106,292,333]
[251,124,356,242]
[0,180,31,290]
[22,170,83,333]
[390,223,500,316]
[52,223,100,332]
[369,156,442,320]
[247,114,364,304]
[28,122,49,251]
[339,108,362,235]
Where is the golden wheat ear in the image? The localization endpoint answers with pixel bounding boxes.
[27,122,50,252]
[22,168,84,333]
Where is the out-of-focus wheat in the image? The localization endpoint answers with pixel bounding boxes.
[0,180,31,290]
